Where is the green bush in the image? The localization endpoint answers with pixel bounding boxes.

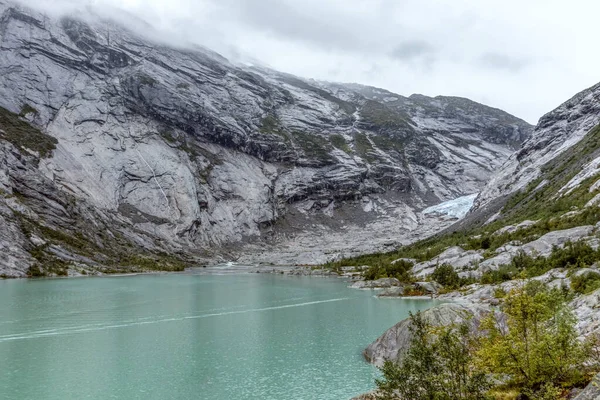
[571,271,600,294]
[376,312,491,400]
[431,264,461,289]
[363,259,414,282]
[477,281,588,393]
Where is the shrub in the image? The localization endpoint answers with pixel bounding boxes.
[363,260,414,283]
[477,281,587,393]
[480,265,519,284]
[376,312,491,400]
[431,264,461,289]
[571,271,600,294]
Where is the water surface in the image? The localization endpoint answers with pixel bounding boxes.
[0,271,438,399]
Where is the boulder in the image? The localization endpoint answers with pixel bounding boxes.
[570,287,600,337]
[377,287,405,297]
[364,303,490,367]
[413,246,483,277]
[521,226,595,257]
[414,281,443,295]
[493,220,537,236]
[349,278,401,289]
[391,258,417,265]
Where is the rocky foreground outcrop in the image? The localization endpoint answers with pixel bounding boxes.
[363,303,489,367]
[0,1,532,276]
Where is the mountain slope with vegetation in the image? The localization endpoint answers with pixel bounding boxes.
[340,82,600,400]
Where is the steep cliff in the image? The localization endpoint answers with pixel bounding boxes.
[0,1,532,276]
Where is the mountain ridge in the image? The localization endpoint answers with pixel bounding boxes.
[0,0,532,277]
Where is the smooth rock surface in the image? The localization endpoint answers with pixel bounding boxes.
[363,302,489,367]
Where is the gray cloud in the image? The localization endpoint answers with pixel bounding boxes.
[15,0,600,124]
[480,52,531,72]
[390,41,436,61]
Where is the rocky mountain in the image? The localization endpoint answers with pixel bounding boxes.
[0,1,532,277]
[473,82,600,215]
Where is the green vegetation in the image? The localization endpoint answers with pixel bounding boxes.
[353,131,376,162]
[0,106,57,158]
[431,264,462,289]
[376,313,490,400]
[571,271,600,294]
[259,114,290,142]
[363,259,414,282]
[329,134,351,154]
[370,133,405,153]
[477,282,588,397]
[376,282,595,400]
[291,130,334,164]
[117,253,186,272]
[361,100,414,131]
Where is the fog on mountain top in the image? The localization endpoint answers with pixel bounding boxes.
[14,0,600,125]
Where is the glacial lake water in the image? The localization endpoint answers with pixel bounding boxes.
[0,270,439,400]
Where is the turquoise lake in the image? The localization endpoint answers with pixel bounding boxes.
[0,270,439,400]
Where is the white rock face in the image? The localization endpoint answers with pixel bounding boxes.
[0,1,532,275]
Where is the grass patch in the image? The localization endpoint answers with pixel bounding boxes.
[0,106,57,158]
[291,131,334,164]
[353,131,377,162]
[259,114,291,142]
[360,100,414,131]
[329,134,351,153]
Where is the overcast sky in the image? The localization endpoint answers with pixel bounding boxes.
[24,0,600,124]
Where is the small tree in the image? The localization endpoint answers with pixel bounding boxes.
[375,312,491,400]
[431,264,461,289]
[476,281,586,394]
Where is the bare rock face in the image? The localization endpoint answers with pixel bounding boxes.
[363,303,489,367]
[0,1,532,276]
